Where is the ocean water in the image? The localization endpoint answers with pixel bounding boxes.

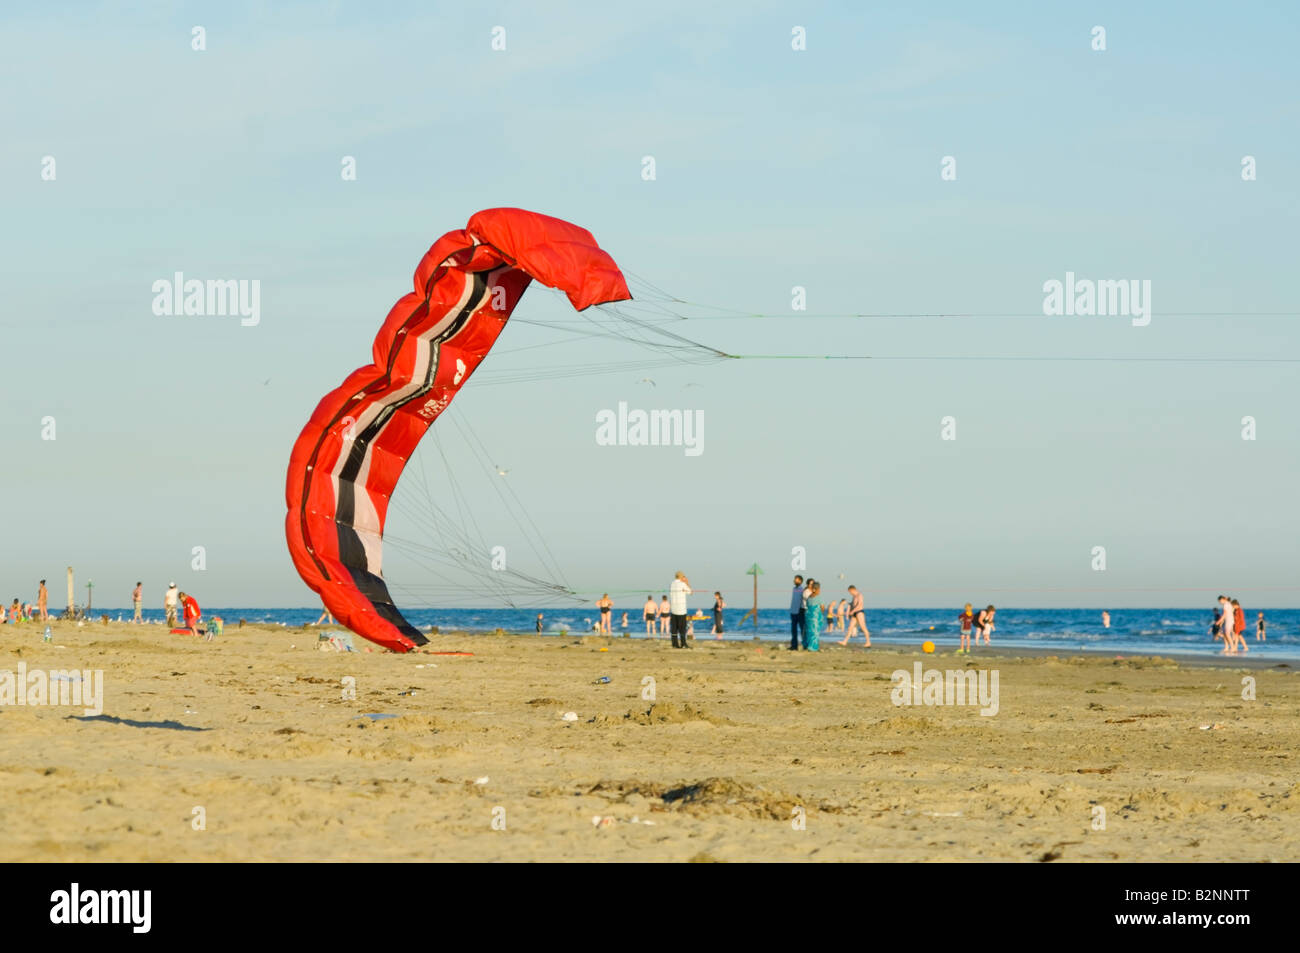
[77,606,1300,659]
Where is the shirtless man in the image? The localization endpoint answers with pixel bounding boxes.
[132,581,143,623]
[1217,596,1236,654]
[658,594,671,637]
[643,595,657,638]
[841,586,870,647]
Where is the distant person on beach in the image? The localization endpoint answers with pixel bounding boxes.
[536,613,544,633]
[643,596,656,637]
[132,582,143,623]
[1101,610,1110,629]
[957,603,974,654]
[711,591,725,638]
[658,595,671,637]
[10,599,22,623]
[976,605,995,644]
[669,572,692,648]
[178,591,202,637]
[1257,611,1266,642]
[597,594,613,635]
[804,582,823,651]
[789,575,806,650]
[1215,596,1233,653]
[37,580,49,622]
[842,585,870,647]
[1232,599,1248,654]
[836,599,848,633]
[621,611,628,632]
[165,583,179,627]
[315,606,335,625]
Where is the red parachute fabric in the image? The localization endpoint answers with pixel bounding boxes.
[285,209,630,652]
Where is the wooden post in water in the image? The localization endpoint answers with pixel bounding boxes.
[66,567,74,616]
[739,563,763,631]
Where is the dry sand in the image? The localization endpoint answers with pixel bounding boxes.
[2,622,1297,862]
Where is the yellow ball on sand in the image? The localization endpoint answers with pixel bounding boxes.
[922,641,935,654]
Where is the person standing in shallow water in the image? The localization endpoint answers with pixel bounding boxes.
[841,585,870,647]
[1232,599,1248,654]
[1256,611,1266,642]
[643,595,656,638]
[1215,596,1233,654]
[711,591,725,639]
[1101,610,1110,629]
[658,594,671,637]
[596,594,613,635]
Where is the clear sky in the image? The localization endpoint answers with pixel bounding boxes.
[2,1,1297,610]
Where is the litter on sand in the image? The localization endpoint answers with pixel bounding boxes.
[318,631,355,652]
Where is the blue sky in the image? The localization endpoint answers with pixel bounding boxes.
[2,1,1298,610]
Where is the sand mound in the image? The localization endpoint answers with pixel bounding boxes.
[585,776,799,819]
[625,702,733,726]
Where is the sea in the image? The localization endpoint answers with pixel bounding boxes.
[84,606,1300,660]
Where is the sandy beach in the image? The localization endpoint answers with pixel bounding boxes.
[2,622,1297,862]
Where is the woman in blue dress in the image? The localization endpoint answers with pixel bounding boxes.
[804,581,823,651]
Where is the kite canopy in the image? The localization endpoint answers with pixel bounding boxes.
[285,208,631,652]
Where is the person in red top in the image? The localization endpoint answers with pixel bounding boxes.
[1232,599,1248,654]
[178,591,202,637]
[957,603,975,654]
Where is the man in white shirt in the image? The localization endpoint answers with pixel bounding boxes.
[668,572,692,648]
[164,582,179,628]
